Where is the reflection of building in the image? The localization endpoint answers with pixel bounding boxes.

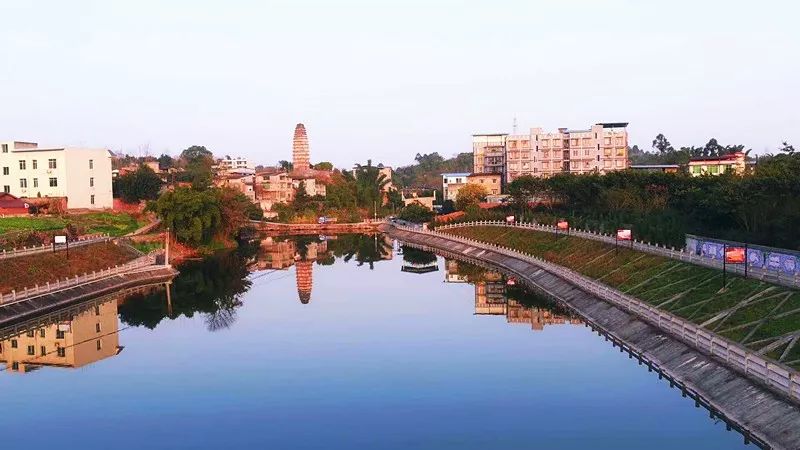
[506,299,582,331]
[256,237,296,270]
[444,260,468,283]
[473,272,506,315]
[0,299,120,373]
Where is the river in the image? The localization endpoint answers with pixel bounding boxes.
[0,234,756,449]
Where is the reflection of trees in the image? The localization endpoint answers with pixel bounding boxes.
[401,245,437,265]
[326,234,392,269]
[118,246,255,331]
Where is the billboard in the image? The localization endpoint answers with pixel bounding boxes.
[557,221,569,231]
[616,229,632,241]
[725,246,746,264]
[54,235,67,244]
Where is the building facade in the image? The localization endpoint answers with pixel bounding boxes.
[218,156,252,172]
[441,173,470,202]
[466,173,502,195]
[688,152,746,176]
[472,123,630,184]
[0,141,113,209]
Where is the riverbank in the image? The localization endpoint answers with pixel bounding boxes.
[254,220,383,234]
[385,224,800,449]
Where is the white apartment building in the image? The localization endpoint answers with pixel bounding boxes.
[219,156,252,171]
[441,173,470,201]
[0,141,113,209]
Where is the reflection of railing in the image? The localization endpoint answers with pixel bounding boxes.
[392,223,800,402]
[437,221,800,290]
[0,251,164,305]
[0,234,110,260]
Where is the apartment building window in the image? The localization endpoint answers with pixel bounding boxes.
[48,159,57,169]
[32,160,37,169]
[57,347,66,357]
[56,330,65,339]
[90,195,95,205]
[27,345,35,356]
[95,305,100,315]
[20,179,27,188]
[19,160,26,170]
[1,144,7,153]
[604,137,612,145]
[96,340,102,351]
[2,167,8,175]
[39,329,45,338]
[89,159,94,169]
[3,186,9,193]
[49,177,58,187]
[27,330,34,337]
[616,148,625,157]
[0,342,3,353]
[11,339,18,348]
[96,323,102,333]
[89,177,94,187]
[33,178,38,188]
[40,346,46,356]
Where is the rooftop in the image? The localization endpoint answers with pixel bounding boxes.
[441,172,470,177]
[629,164,680,169]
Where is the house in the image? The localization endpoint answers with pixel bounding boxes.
[0,192,29,215]
[0,141,113,209]
[688,152,746,176]
[467,173,502,195]
[629,164,680,174]
[441,173,470,202]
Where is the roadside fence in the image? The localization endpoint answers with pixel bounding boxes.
[0,234,110,261]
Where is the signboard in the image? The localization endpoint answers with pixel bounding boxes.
[505,215,515,223]
[54,235,67,244]
[725,246,746,264]
[616,229,632,241]
[557,221,569,231]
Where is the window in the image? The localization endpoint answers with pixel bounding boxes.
[616,148,625,157]
[20,179,27,188]
[11,339,18,348]
[27,345,35,356]
[89,159,94,169]
[32,160,37,170]
[57,347,66,357]
[11,362,19,371]
[56,329,65,339]
[19,160,26,170]
[3,186,9,193]
[95,305,100,315]
[692,166,701,174]
[33,178,38,188]
[96,323,102,333]
[96,340,102,351]
[1,144,7,153]
[0,343,3,353]
[89,177,94,187]
[49,177,58,187]
[40,346,46,356]
[39,329,45,338]
[90,194,95,205]
[27,330,34,337]
[2,167,8,175]
[709,165,719,174]
[48,159,57,169]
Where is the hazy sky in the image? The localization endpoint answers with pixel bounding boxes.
[1,0,798,168]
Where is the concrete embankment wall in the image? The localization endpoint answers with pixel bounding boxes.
[255,221,383,234]
[386,225,800,450]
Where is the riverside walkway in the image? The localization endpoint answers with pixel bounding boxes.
[385,223,800,450]
[0,253,178,328]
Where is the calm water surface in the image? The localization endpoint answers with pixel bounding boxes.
[0,235,753,449]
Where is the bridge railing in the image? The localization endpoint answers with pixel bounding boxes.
[391,223,800,402]
[0,234,110,261]
[435,220,800,290]
[0,250,163,306]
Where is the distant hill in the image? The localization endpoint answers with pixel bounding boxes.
[394,152,472,189]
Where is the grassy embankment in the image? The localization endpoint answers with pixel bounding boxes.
[0,241,139,294]
[0,212,144,237]
[445,226,800,369]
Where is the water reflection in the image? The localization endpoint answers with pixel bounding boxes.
[400,245,440,274]
[0,293,126,374]
[443,258,582,331]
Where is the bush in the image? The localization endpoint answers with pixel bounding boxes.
[398,203,435,223]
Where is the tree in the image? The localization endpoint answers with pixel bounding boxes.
[455,183,488,211]
[292,180,314,211]
[351,160,391,208]
[703,138,724,157]
[215,187,263,236]
[652,134,674,154]
[148,188,222,246]
[398,202,435,223]
[780,141,795,155]
[386,189,404,210]
[278,160,294,172]
[313,161,333,171]
[158,154,174,170]
[179,145,214,190]
[114,165,163,203]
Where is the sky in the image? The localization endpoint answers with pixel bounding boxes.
[1,0,798,168]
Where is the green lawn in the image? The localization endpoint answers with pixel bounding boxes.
[0,212,144,237]
[445,226,800,369]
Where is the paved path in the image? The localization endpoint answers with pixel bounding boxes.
[387,225,800,450]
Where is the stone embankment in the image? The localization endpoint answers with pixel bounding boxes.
[254,220,384,235]
[384,223,800,450]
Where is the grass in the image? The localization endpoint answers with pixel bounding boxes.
[0,212,144,237]
[130,241,164,254]
[445,225,800,370]
[0,241,139,294]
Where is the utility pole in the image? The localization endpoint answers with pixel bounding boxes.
[165,227,170,267]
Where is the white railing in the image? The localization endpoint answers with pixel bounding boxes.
[435,220,800,290]
[0,250,164,306]
[0,234,110,261]
[392,223,800,402]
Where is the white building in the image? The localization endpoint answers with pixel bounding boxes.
[219,156,252,172]
[0,141,113,209]
[441,173,470,202]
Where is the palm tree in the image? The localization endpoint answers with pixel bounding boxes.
[352,160,390,208]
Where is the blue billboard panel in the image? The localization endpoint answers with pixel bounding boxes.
[747,248,764,268]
